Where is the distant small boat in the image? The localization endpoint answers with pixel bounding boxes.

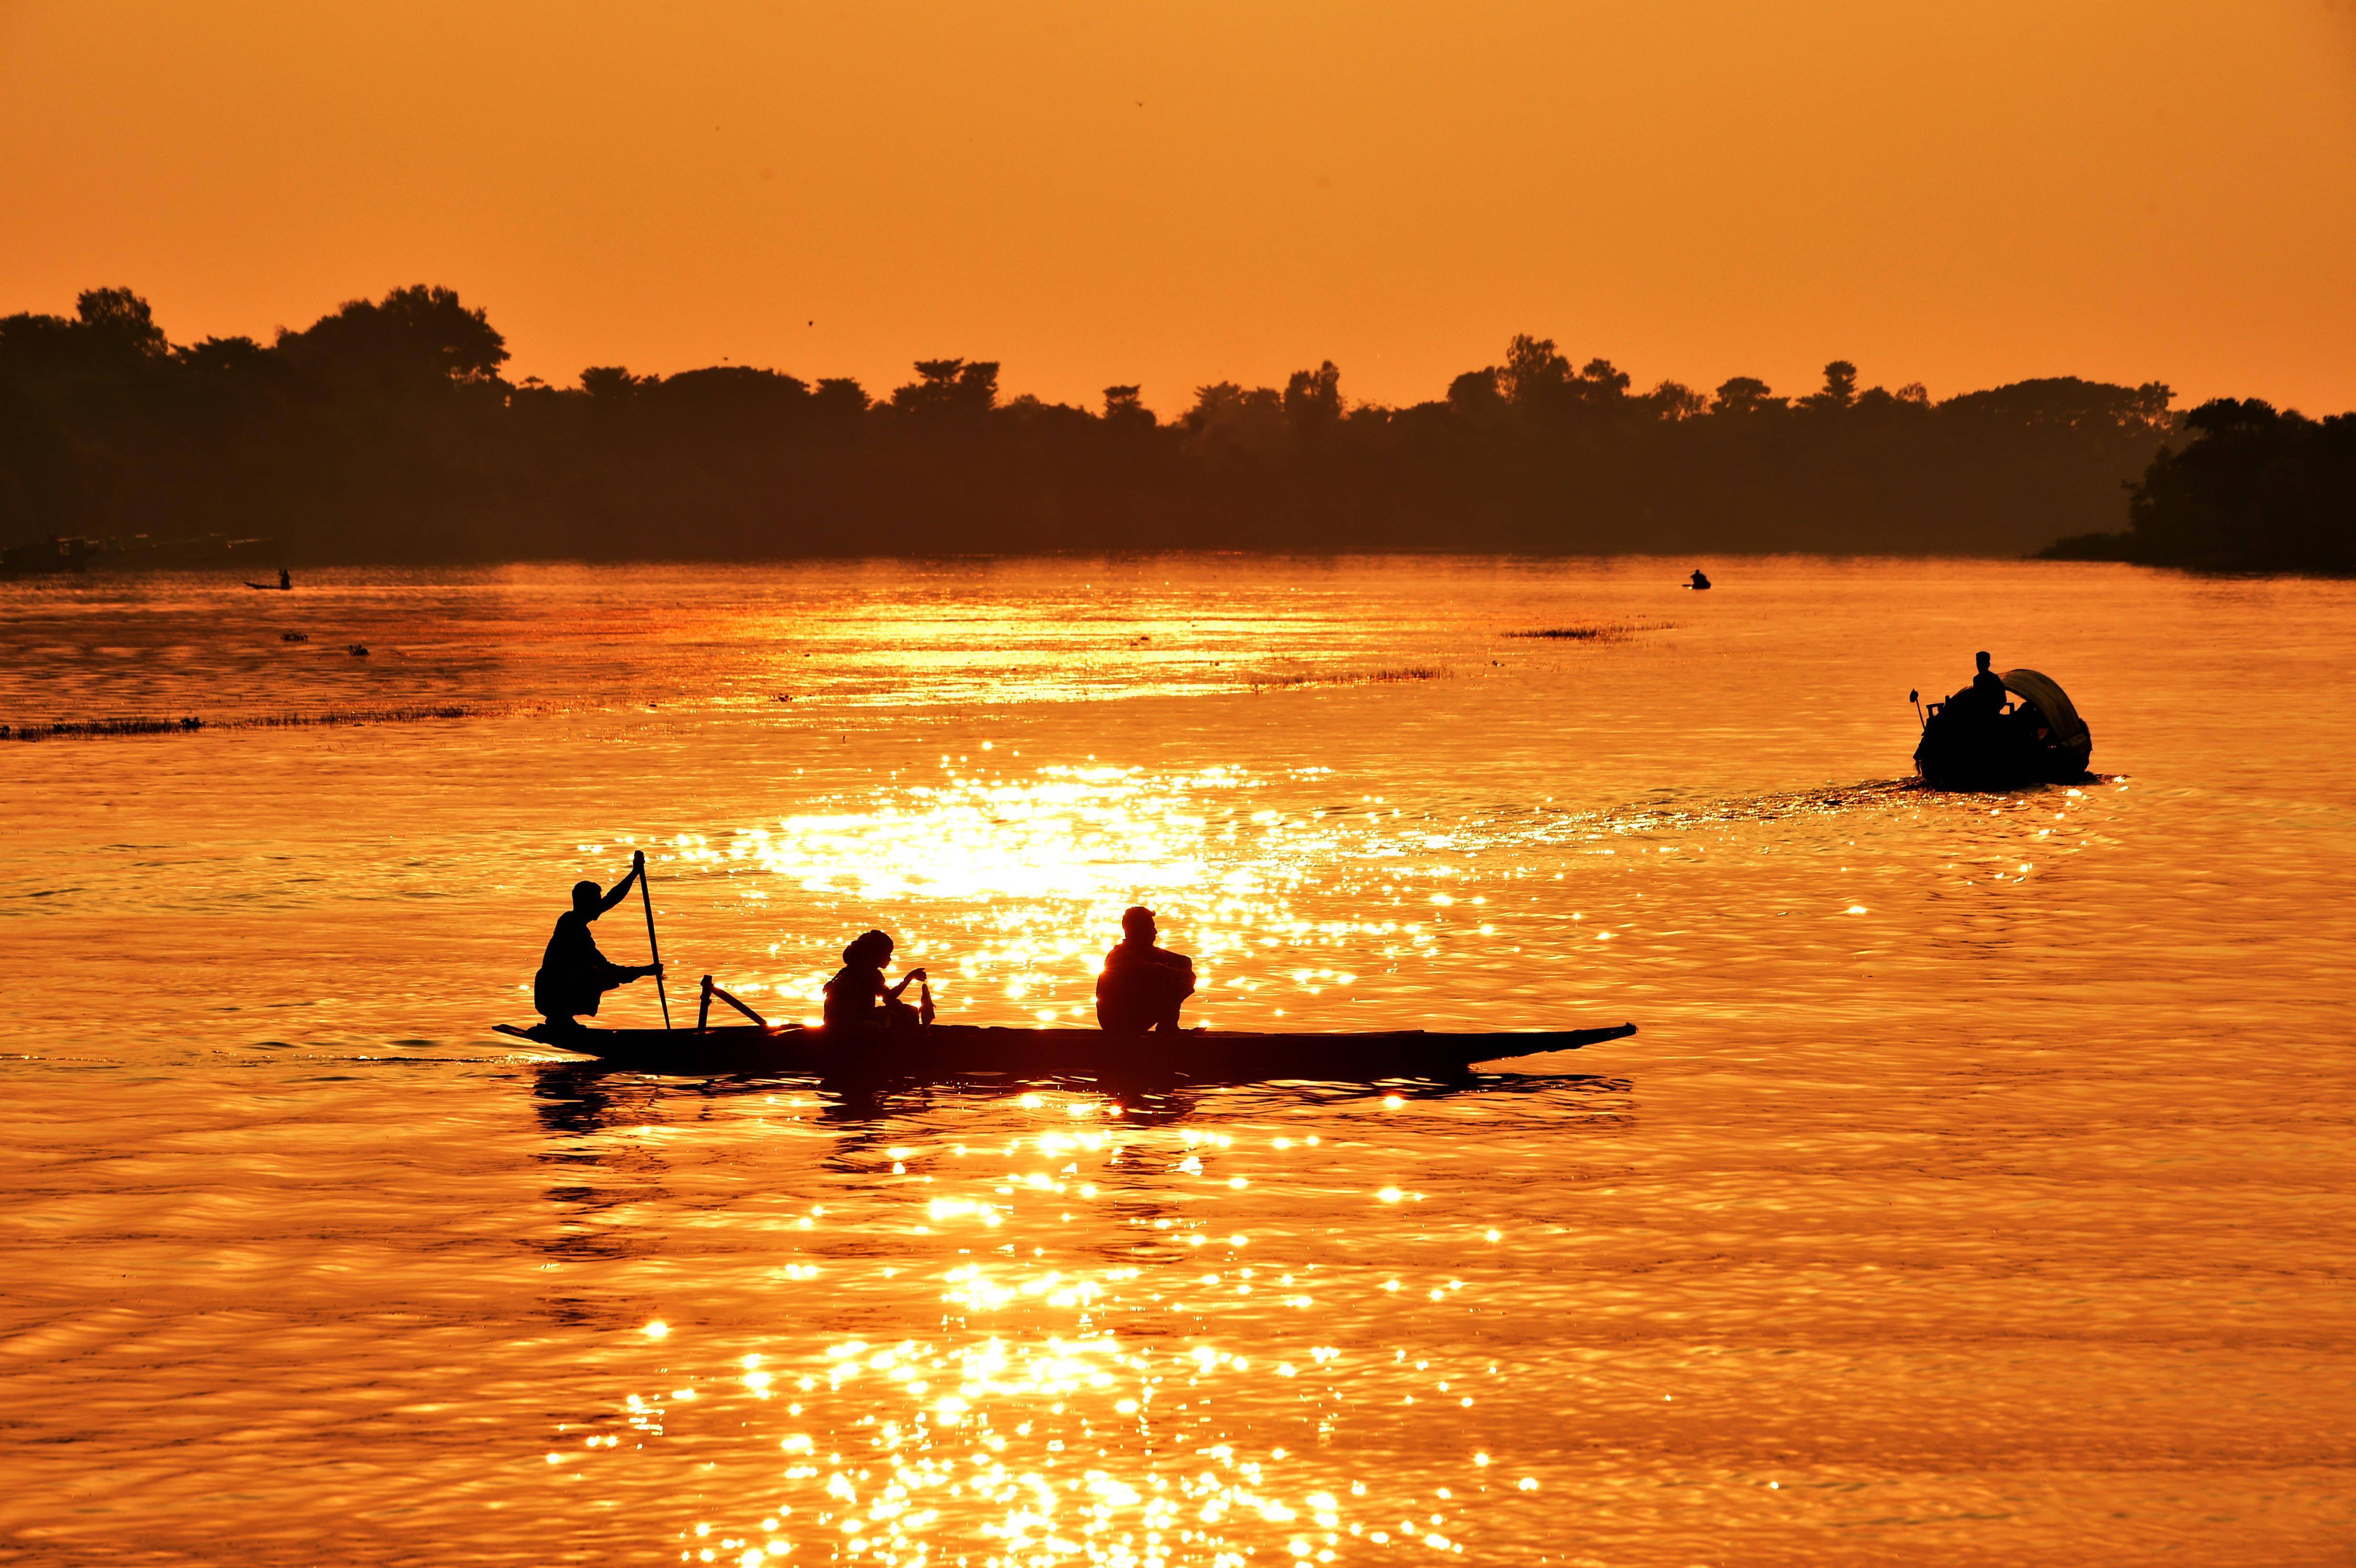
[244,581,291,591]
[494,1020,1637,1083]
[1914,667,2093,789]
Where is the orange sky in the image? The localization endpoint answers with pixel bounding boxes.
[3,1,2353,415]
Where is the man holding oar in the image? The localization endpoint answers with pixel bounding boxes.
[534,851,665,1027]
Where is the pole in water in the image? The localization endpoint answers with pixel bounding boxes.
[636,848,672,1030]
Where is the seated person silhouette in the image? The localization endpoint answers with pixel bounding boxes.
[1949,651,2008,719]
[824,929,929,1032]
[534,852,663,1025]
[1688,569,1711,590]
[1096,906,1196,1033]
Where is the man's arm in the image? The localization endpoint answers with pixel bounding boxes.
[598,852,645,915]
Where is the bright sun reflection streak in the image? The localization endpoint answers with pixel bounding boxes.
[679,760,1505,1024]
[614,1320,1411,1567]
[580,1102,1536,1566]
[741,768,1236,904]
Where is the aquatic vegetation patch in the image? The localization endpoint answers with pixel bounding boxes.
[5,705,478,740]
[1243,665,1448,691]
[1,716,207,740]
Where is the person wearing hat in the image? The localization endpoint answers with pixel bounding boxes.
[1095,906,1196,1034]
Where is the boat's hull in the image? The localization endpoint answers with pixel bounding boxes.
[1913,670,2094,791]
[1913,712,2092,791]
[496,1021,1636,1082]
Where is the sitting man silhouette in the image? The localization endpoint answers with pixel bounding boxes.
[824,929,931,1032]
[1952,650,2008,718]
[1096,906,1196,1034]
[534,851,663,1025]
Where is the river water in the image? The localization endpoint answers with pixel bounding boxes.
[2,557,2350,1567]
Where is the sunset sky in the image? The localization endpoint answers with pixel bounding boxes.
[4,0,2353,415]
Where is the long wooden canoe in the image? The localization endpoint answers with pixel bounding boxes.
[492,1020,1636,1083]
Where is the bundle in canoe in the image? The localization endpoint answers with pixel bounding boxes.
[493,1020,1637,1083]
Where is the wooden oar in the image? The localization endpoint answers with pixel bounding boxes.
[635,848,672,1030]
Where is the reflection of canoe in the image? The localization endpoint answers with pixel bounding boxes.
[493,1020,1636,1081]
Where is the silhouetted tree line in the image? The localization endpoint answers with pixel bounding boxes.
[2,285,2187,563]
[2043,399,2355,572]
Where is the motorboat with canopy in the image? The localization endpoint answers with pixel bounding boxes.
[1913,666,2094,789]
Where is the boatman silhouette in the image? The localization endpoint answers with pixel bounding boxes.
[1954,650,2008,717]
[1096,906,1196,1033]
[533,851,664,1025]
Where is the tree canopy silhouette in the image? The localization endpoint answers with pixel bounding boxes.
[277,284,508,392]
[0,282,2219,565]
[2044,397,2355,572]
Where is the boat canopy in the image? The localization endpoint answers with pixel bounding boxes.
[2000,668,2089,749]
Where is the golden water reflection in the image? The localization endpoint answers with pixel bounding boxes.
[528,1078,1628,1565]
[618,1331,1381,1567]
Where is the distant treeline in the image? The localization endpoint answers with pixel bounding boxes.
[2043,399,2356,573]
[2,284,2188,562]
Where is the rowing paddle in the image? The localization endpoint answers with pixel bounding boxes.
[635,848,672,1030]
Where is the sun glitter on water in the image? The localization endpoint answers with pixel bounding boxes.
[551,1104,1531,1567]
[609,1325,1415,1568]
[660,762,1477,1029]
